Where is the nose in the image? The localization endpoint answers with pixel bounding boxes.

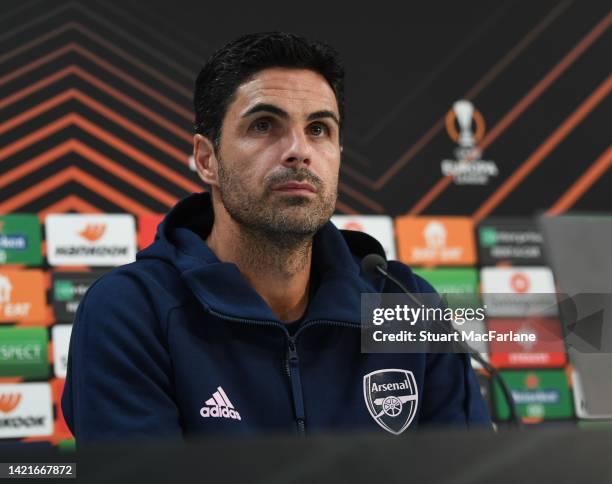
[281,127,312,168]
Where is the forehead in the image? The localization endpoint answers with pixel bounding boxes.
[232,68,339,115]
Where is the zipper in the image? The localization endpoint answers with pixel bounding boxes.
[207,309,359,436]
[286,336,305,436]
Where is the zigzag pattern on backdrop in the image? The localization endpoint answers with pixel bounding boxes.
[0,1,610,218]
[1,1,201,217]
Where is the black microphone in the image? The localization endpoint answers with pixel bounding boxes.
[361,253,522,429]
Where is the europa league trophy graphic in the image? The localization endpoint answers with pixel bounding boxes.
[452,100,481,161]
[453,100,475,147]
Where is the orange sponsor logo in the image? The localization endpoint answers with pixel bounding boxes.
[0,393,21,413]
[395,217,476,266]
[78,223,106,242]
[0,270,47,324]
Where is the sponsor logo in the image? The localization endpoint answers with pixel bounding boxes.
[0,215,42,265]
[395,217,476,266]
[494,370,573,420]
[52,272,103,322]
[0,394,21,413]
[363,369,418,435]
[0,270,47,324]
[481,267,555,294]
[0,383,53,438]
[46,214,136,266]
[511,373,560,418]
[477,220,544,265]
[424,221,446,249]
[480,267,557,317]
[441,100,499,185]
[479,227,497,248]
[53,280,87,302]
[78,223,106,242]
[510,272,530,293]
[0,327,49,378]
[0,234,27,250]
[200,386,241,420]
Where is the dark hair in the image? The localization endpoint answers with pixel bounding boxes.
[193,32,345,150]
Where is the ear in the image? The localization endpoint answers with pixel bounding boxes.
[193,134,219,188]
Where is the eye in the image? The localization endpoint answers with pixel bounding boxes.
[308,122,329,137]
[251,118,272,133]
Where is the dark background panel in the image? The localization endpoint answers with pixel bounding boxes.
[1,0,609,215]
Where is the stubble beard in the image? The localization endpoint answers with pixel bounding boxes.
[216,157,337,252]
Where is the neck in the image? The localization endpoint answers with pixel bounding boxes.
[205,207,314,323]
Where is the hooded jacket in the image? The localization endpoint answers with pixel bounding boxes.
[62,192,490,441]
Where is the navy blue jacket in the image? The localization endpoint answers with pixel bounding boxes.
[62,192,490,441]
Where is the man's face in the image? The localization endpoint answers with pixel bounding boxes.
[211,67,341,237]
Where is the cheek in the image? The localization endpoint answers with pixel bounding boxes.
[236,140,283,172]
[222,144,269,183]
[318,139,341,161]
[316,145,341,181]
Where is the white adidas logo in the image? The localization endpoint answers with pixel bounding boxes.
[200,386,241,420]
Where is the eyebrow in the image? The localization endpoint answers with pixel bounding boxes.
[241,103,340,126]
[308,110,340,126]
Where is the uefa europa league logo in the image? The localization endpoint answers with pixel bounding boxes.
[441,99,497,185]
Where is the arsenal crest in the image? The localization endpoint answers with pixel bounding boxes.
[363,369,418,435]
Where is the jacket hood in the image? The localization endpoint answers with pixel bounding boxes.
[137,192,386,324]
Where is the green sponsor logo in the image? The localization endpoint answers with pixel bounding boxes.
[479,227,497,248]
[0,327,48,378]
[0,215,42,265]
[493,370,573,421]
[412,268,480,309]
[54,280,75,301]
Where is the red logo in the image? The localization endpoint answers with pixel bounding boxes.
[525,374,539,389]
[510,272,530,293]
[0,393,21,413]
[78,223,106,242]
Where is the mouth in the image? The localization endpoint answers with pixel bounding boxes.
[271,181,317,196]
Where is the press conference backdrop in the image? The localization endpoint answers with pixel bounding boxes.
[0,0,610,448]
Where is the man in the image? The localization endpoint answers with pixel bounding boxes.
[62,32,490,441]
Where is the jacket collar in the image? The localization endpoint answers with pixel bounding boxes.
[138,192,378,325]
